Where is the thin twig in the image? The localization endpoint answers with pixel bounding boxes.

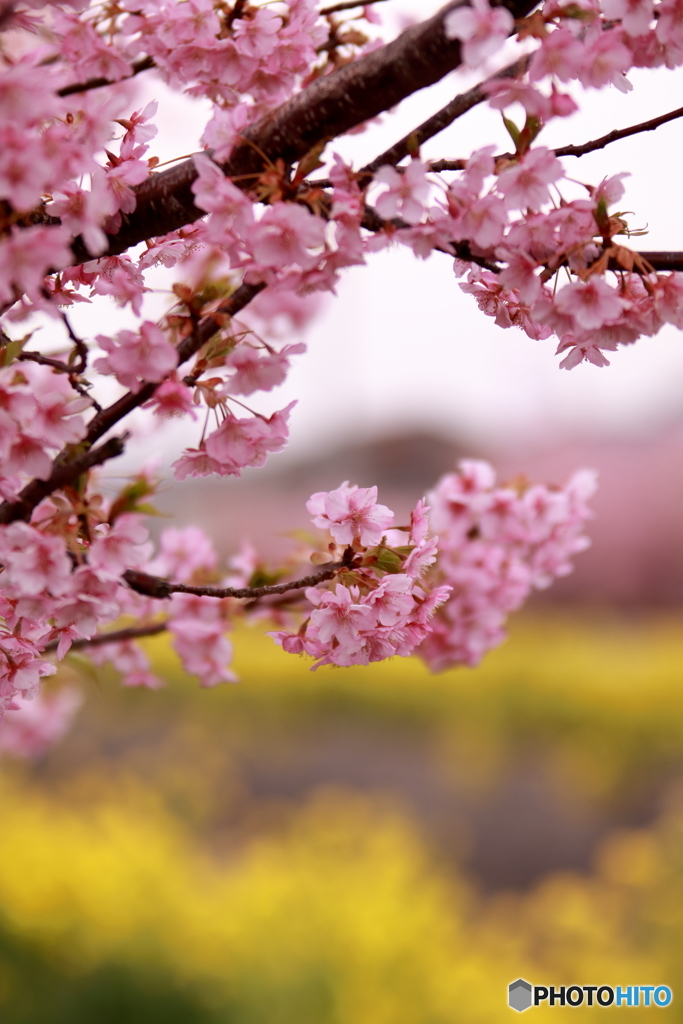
[17,351,71,372]
[428,159,466,172]
[57,55,155,98]
[44,621,168,653]
[320,0,389,13]
[360,203,502,273]
[554,104,683,159]
[84,280,265,448]
[59,309,88,372]
[360,55,530,177]
[122,553,355,601]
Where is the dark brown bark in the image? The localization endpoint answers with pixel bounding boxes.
[65,0,539,265]
[123,550,355,600]
[0,435,128,525]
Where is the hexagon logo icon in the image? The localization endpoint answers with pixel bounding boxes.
[509,979,533,1012]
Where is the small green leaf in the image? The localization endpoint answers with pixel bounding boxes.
[371,547,404,574]
[0,333,31,368]
[502,115,521,150]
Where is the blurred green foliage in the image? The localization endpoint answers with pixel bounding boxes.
[2,613,683,1022]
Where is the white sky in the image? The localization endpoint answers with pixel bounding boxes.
[44,2,683,466]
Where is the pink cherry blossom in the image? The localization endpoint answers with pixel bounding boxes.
[172,446,229,480]
[555,278,625,330]
[579,29,634,91]
[225,342,306,396]
[148,378,197,419]
[203,401,295,474]
[443,0,514,67]
[170,619,237,686]
[0,688,82,759]
[306,583,376,648]
[0,523,72,596]
[147,526,218,582]
[373,161,431,225]
[89,514,152,576]
[306,482,394,547]
[497,148,564,211]
[366,575,416,626]
[95,322,178,393]
[248,204,326,269]
[601,0,654,35]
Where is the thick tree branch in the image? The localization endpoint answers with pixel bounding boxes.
[631,252,683,272]
[0,434,128,525]
[554,103,683,160]
[59,0,538,266]
[123,553,356,600]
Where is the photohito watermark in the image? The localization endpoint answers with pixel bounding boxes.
[508,980,673,1012]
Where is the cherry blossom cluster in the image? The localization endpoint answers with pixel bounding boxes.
[269,483,453,668]
[417,460,597,670]
[0,362,89,497]
[267,464,595,671]
[0,457,594,757]
[363,0,683,369]
[371,149,683,370]
[0,0,674,756]
[0,508,237,722]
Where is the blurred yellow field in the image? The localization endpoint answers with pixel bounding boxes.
[1,615,683,1022]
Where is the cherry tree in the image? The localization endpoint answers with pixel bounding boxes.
[1,0,681,752]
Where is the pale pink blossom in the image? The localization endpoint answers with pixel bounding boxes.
[366,575,416,626]
[497,148,564,211]
[249,203,326,269]
[656,0,683,49]
[529,29,585,81]
[47,176,114,257]
[0,688,82,758]
[89,514,152,576]
[497,248,543,304]
[225,342,305,396]
[374,161,431,225]
[171,619,237,686]
[555,278,625,330]
[0,226,72,307]
[483,79,551,119]
[410,499,431,544]
[148,526,217,582]
[204,401,295,473]
[579,29,634,91]
[457,194,508,249]
[148,378,197,418]
[306,482,394,547]
[200,104,250,161]
[0,523,72,596]
[306,583,376,648]
[172,446,229,480]
[602,0,653,35]
[443,0,514,67]
[95,322,178,393]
